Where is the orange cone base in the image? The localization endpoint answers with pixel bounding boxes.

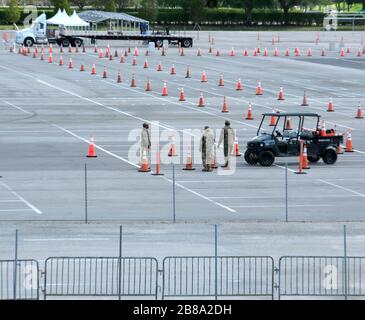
[151,171,164,175]
[183,166,196,171]
[295,171,307,174]
[138,168,151,172]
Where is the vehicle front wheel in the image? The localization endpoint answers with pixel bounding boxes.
[308,155,320,163]
[24,37,34,47]
[258,150,275,167]
[322,148,337,165]
[244,150,258,165]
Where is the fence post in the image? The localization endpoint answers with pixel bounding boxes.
[84,163,88,224]
[344,225,347,300]
[214,224,218,300]
[172,163,176,224]
[285,162,288,222]
[13,229,18,300]
[118,225,123,300]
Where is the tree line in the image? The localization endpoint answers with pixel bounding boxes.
[3,0,365,25]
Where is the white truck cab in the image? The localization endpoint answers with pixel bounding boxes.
[16,13,48,46]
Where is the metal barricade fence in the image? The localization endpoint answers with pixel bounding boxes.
[162,256,274,299]
[44,257,158,299]
[278,256,365,299]
[0,259,39,300]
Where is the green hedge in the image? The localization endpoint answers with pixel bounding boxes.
[0,7,325,27]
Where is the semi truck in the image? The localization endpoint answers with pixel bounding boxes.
[15,13,193,48]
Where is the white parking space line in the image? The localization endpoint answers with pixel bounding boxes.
[3,100,32,115]
[317,179,365,197]
[0,181,42,214]
[0,200,23,202]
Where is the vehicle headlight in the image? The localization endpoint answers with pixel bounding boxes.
[260,143,265,147]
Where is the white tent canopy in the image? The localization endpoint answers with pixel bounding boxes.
[47,9,89,27]
[69,10,89,27]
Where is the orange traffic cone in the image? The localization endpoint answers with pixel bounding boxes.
[130,74,136,87]
[357,48,362,57]
[68,45,72,53]
[236,78,243,91]
[319,120,326,136]
[94,44,98,53]
[157,62,163,71]
[59,55,63,66]
[32,51,37,58]
[302,144,310,169]
[232,137,241,157]
[138,150,150,172]
[183,146,195,170]
[346,47,350,54]
[145,78,152,91]
[68,58,73,69]
[198,92,205,107]
[168,137,177,157]
[114,49,118,57]
[229,47,235,56]
[180,47,185,56]
[179,88,185,101]
[185,66,191,78]
[340,48,345,57]
[274,48,279,56]
[243,49,249,56]
[82,45,86,53]
[269,110,276,126]
[162,81,168,96]
[40,52,44,61]
[91,64,96,75]
[102,67,108,79]
[218,74,224,86]
[197,47,202,56]
[145,49,149,56]
[246,103,254,120]
[201,70,207,82]
[109,53,113,61]
[216,49,220,56]
[263,48,268,56]
[143,59,149,68]
[170,64,176,75]
[116,71,122,83]
[86,136,97,158]
[221,96,228,113]
[355,105,364,119]
[345,131,354,152]
[99,49,103,58]
[151,149,163,176]
[285,48,290,56]
[75,45,79,53]
[80,63,85,72]
[208,46,212,53]
[301,91,309,106]
[278,87,285,100]
[327,97,334,112]
[131,57,136,65]
[48,53,53,63]
[256,81,263,95]
[124,49,128,57]
[285,117,293,130]
[133,47,139,56]
[336,143,344,155]
[307,48,312,56]
[120,56,125,63]
[59,45,63,53]
[49,44,53,54]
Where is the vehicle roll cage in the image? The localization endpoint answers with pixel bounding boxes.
[257,113,321,139]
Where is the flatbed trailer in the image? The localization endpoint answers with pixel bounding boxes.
[49,33,194,48]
